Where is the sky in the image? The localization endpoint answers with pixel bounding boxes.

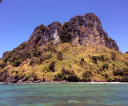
[0,0,128,58]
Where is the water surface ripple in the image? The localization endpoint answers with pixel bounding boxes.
[0,83,128,106]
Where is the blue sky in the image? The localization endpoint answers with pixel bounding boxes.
[0,0,128,58]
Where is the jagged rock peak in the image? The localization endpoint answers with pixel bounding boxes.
[29,13,118,50]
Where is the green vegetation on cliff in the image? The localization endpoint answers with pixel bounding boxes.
[0,43,128,82]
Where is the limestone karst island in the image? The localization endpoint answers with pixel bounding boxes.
[0,13,128,84]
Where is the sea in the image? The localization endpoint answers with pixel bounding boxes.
[0,83,128,106]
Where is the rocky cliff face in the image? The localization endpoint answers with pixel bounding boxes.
[1,13,119,62]
[28,13,118,50]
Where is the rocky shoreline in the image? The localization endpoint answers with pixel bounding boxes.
[1,80,128,84]
[1,79,67,84]
[0,75,127,84]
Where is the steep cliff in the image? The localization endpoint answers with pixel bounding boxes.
[28,13,118,50]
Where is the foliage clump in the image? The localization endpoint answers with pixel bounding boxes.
[49,61,55,72]
[13,59,21,67]
[54,68,80,82]
[111,52,116,60]
[120,76,128,82]
[113,68,128,76]
[113,69,123,76]
[97,55,109,62]
[107,77,112,82]
[0,60,5,68]
[122,67,128,76]
[125,61,128,66]
[81,58,84,62]
[82,71,92,82]
[57,51,63,60]
[80,58,85,66]
[30,57,40,65]
[101,73,108,79]
[103,63,108,70]
[91,56,97,64]
[60,22,74,42]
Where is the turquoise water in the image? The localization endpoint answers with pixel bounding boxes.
[0,83,128,106]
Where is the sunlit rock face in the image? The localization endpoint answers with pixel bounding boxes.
[65,13,118,50]
[27,13,119,50]
[48,22,61,44]
[29,21,62,47]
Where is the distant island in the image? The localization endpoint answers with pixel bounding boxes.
[0,13,128,84]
